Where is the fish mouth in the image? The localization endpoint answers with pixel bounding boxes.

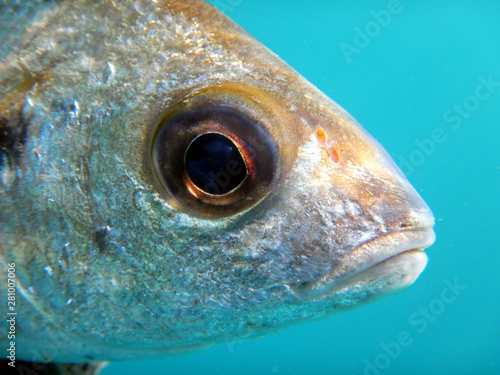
[290,228,435,301]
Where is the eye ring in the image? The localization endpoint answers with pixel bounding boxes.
[151,96,279,218]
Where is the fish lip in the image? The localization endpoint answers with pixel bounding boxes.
[289,228,436,300]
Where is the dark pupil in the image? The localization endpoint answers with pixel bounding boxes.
[185,133,247,195]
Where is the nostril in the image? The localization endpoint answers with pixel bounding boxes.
[329,145,340,164]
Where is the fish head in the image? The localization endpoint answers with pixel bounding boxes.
[144,79,435,310]
[0,0,435,361]
[131,69,436,355]
[130,2,436,341]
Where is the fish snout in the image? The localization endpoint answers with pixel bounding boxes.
[285,126,436,303]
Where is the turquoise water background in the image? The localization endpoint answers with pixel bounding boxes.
[103,1,499,374]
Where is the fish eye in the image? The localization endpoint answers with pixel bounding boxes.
[152,88,280,218]
[184,132,247,195]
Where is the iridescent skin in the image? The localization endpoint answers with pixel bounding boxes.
[0,0,434,363]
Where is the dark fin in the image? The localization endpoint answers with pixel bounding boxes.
[0,360,107,375]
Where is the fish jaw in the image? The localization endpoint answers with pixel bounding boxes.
[289,229,435,301]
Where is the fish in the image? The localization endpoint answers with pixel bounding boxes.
[0,0,435,373]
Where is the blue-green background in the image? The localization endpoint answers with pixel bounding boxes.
[103,1,499,374]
